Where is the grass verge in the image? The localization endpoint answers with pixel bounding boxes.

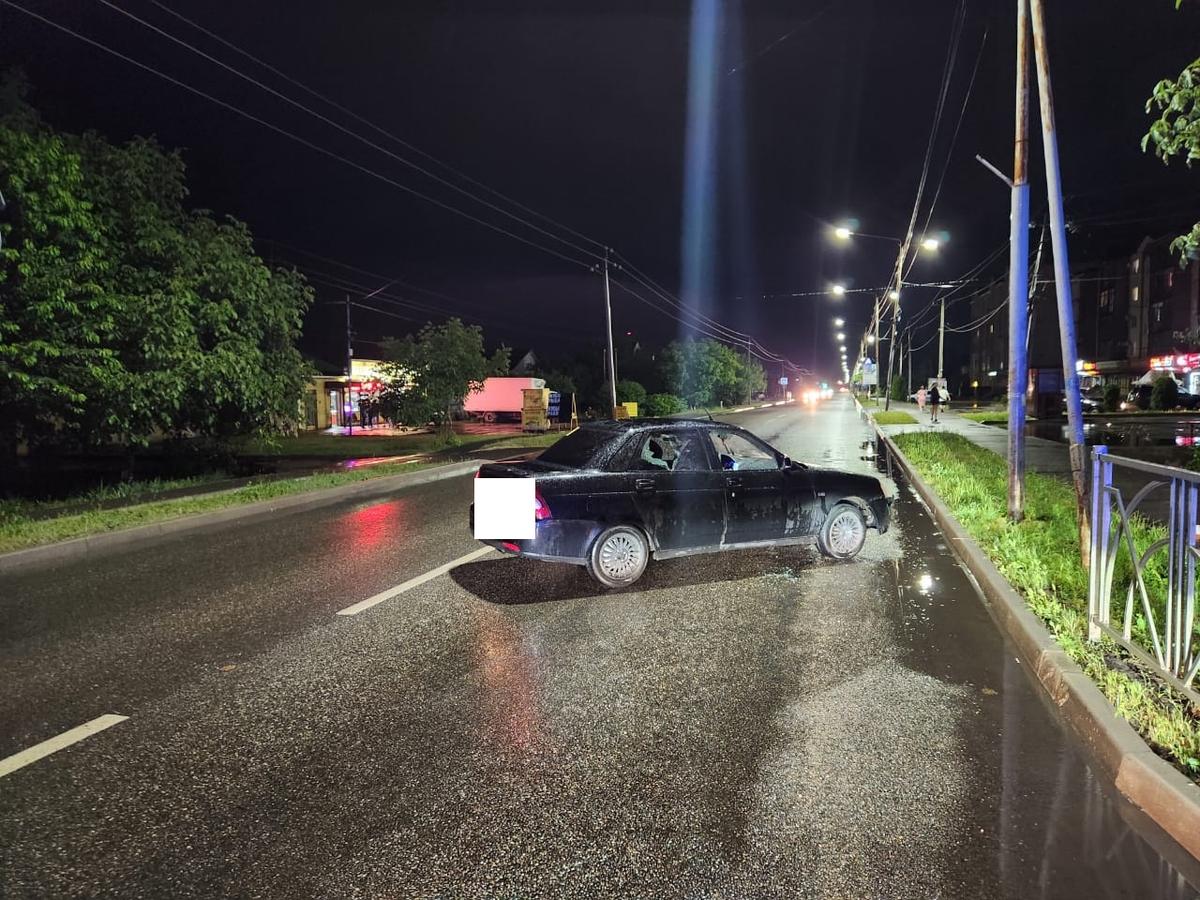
[892,431,1200,780]
[872,411,918,425]
[959,410,1008,425]
[240,431,502,457]
[0,460,439,554]
[482,432,566,451]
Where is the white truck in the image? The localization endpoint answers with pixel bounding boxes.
[463,377,546,423]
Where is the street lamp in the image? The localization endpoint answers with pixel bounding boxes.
[833,317,844,327]
[867,334,876,344]
[831,283,846,297]
[920,236,941,252]
[888,289,900,301]
[836,332,845,341]
[834,226,853,241]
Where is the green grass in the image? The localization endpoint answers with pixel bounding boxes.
[240,430,501,458]
[857,396,879,408]
[959,410,1008,425]
[0,460,438,554]
[893,431,1200,780]
[872,411,918,425]
[482,431,567,451]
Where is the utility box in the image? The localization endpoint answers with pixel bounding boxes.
[521,388,551,432]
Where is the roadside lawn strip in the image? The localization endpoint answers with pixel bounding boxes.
[893,431,1200,781]
[872,411,918,425]
[0,431,570,554]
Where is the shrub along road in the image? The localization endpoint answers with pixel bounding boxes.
[0,398,1196,897]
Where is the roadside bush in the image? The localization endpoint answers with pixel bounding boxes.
[1103,382,1122,412]
[1151,376,1179,410]
[643,393,687,417]
[889,375,906,402]
[616,379,647,406]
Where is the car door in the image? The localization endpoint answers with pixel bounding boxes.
[708,429,788,544]
[620,428,726,552]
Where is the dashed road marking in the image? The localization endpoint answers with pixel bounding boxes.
[0,715,128,778]
[336,547,493,616]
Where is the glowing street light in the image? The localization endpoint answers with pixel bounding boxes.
[836,332,845,341]
[831,283,846,297]
[920,236,941,252]
[888,289,900,301]
[867,334,876,344]
[833,317,844,327]
[834,226,853,240]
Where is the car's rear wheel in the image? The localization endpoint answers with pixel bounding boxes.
[817,502,867,560]
[587,525,650,589]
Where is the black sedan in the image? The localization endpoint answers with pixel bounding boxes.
[470,418,891,588]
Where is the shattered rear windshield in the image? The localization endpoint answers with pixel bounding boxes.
[537,427,621,468]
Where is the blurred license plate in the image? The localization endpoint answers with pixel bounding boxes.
[473,478,536,539]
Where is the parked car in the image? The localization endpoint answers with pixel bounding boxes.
[470,419,892,588]
[1122,383,1200,411]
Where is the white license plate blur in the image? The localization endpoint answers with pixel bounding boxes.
[473,477,536,539]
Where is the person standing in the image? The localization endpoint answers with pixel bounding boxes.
[915,386,927,415]
[928,384,942,423]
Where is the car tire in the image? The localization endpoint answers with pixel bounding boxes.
[817,502,867,560]
[587,525,650,589]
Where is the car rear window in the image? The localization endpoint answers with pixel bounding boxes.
[536,427,619,468]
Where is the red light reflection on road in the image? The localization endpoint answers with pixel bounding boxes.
[336,499,406,552]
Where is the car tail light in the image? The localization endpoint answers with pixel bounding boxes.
[534,489,552,521]
[501,541,521,553]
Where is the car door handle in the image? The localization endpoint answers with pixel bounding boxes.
[635,478,656,494]
[726,477,743,489]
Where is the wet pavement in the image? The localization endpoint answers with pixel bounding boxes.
[1,397,1197,898]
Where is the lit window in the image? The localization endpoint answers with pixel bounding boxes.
[1133,257,1141,273]
[1133,285,1140,302]
[989,323,994,334]
[1099,287,1115,311]
[1152,302,1164,325]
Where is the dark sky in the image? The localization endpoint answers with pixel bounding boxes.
[3,0,1199,381]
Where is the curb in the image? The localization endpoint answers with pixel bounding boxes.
[875,427,1200,861]
[0,460,482,575]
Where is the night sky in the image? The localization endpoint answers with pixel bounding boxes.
[3,0,1198,382]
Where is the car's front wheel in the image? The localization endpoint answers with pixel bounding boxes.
[817,502,867,560]
[587,525,650,589]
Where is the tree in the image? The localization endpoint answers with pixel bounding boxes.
[1144,3,1200,261]
[378,318,509,427]
[0,81,313,457]
[615,379,647,406]
[659,339,749,407]
[643,393,686,416]
[1151,375,1179,410]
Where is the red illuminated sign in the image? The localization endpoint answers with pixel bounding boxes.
[1150,353,1200,371]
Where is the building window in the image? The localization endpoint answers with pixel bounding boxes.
[1133,285,1140,302]
[988,323,994,334]
[1152,301,1165,325]
[1099,287,1115,312]
[1154,269,1175,293]
[1133,257,1141,274]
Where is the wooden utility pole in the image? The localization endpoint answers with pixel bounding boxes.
[1007,0,1031,521]
[1030,0,1089,558]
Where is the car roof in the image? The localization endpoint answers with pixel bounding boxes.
[580,417,728,432]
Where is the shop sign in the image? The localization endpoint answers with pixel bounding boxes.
[1150,352,1200,372]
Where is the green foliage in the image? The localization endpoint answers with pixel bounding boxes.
[894,431,1199,779]
[642,393,687,416]
[1143,20,1200,261]
[378,318,509,426]
[0,83,312,454]
[1103,382,1122,412]
[1151,375,1179,410]
[658,338,765,407]
[960,410,1007,425]
[888,375,906,402]
[537,369,578,397]
[615,379,647,406]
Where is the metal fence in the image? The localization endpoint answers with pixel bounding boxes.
[1088,446,1200,703]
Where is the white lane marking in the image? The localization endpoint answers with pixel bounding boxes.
[336,547,493,616]
[0,714,128,778]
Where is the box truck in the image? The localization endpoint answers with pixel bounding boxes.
[463,377,547,423]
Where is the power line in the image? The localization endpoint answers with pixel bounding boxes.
[93,0,607,265]
[144,0,608,255]
[2,0,597,272]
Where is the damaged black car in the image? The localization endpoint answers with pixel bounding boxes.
[470,418,892,588]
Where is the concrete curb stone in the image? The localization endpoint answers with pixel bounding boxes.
[869,413,1200,862]
[0,459,482,575]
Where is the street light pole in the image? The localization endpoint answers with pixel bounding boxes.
[937,298,946,381]
[602,248,618,415]
[1031,0,1089,559]
[1007,0,1032,522]
[345,293,353,436]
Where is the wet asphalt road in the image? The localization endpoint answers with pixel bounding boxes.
[1,397,1198,899]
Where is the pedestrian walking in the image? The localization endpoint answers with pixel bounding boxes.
[915,386,927,414]
[928,384,942,423]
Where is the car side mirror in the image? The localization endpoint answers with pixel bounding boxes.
[780,455,791,469]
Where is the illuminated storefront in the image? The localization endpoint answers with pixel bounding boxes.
[1148,353,1200,395]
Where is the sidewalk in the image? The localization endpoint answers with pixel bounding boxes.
[874,402,1074,480]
